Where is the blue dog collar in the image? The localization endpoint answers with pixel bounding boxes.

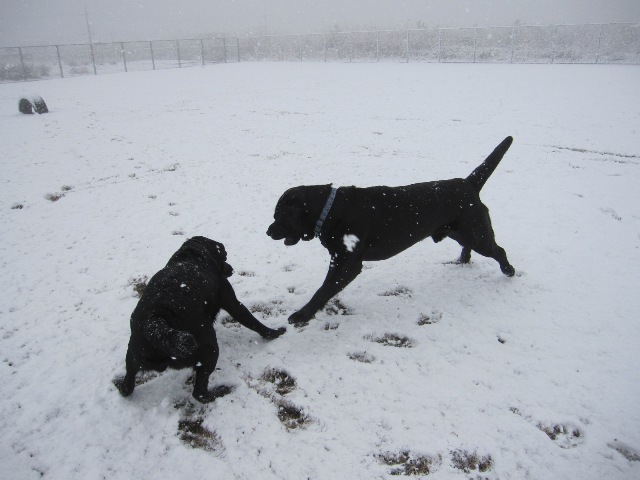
[314,187,337,237]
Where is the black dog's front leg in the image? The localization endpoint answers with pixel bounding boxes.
[220,281,286,339]
[289,252,363,325]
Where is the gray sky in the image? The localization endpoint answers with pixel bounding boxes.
[1,0,639,46]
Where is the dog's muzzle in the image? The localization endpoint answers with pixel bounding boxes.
[267,223,300,246]
[267,222,300,247]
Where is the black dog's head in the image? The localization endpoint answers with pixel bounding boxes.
[267,187,318,246]
[176,236,233,277]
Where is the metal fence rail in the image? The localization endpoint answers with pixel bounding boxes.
[1,23,638,83]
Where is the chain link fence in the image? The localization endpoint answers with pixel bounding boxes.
[2,23,638,83]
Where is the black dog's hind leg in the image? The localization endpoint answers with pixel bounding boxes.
[458,246,472,264]
[445,230,472,265]
[450,215,515,276]
[289,252,363,325]
[191,334,231,403]
[475,243,515,277]
[114,342,142,397]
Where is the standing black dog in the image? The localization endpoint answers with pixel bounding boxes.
[114,236,286,403]
[267,136,516,325]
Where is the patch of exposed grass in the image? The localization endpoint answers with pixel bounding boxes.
[450,449,493,473]
[380,286,413,298]
[250,300,287,318]
[377,450,441,476]
[367,333,414,348]
[378,450,410,466]
[178,417,222,452]
[537,423,584,448]
[129,276,148,298]
[261,368,297,395]
[276,399,310,431]
[347,351,375,363]
[417,311,442,325]
[219,315,238,326]
[45,192,65,202]
[324,297,352,315]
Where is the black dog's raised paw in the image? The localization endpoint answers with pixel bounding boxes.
[502,264,516,277]
[193,384,234,403]
[262,327,286,340]
[113,376,134,397]
[288,309,313,325]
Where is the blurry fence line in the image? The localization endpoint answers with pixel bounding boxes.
[1,23,638,83]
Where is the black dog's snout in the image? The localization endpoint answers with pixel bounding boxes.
[266,223,279,238]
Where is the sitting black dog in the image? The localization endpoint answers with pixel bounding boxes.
[267,137,516,325]
[114,236,286,403]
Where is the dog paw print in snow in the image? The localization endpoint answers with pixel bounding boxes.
[601,207,622,221]
[608,440,640,462]
[380,285,413,298]
[450,449,493,474]
[376,450,441,476]
[343,234,359,252]
[418,311,443,325]
[261,367,297,396]
[537,423,585,449]
[347,351,375,363]
[367,333,414,348]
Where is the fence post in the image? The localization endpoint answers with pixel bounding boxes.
[510,26,515,63]
[201,39,205,66]
[18,47,27,81]
[150,41,156,70]
[56,45,64,78]
[595,23,604,64]
[89,43,97,74]
[473,27,477,63]
[550,25,557,64]
[121,42,128,72]
[324,34,327,62]
[406,29,409,63]
[222,37,227,63]
[177,40,182,67]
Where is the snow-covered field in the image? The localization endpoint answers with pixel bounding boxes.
[1,62,639,479]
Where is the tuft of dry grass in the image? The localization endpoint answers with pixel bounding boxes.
[261,368,297,395]
[129,276,148,298]
[367,333,414,348]
[450,449,493,473]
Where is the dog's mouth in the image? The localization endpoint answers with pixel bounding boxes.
[267,223,300,246]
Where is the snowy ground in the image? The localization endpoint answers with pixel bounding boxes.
[1,62,639,479]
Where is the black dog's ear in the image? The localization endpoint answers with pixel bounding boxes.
[193,236,227,261]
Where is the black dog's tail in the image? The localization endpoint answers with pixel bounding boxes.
[142,315,198,358]
[466,136,513,192]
